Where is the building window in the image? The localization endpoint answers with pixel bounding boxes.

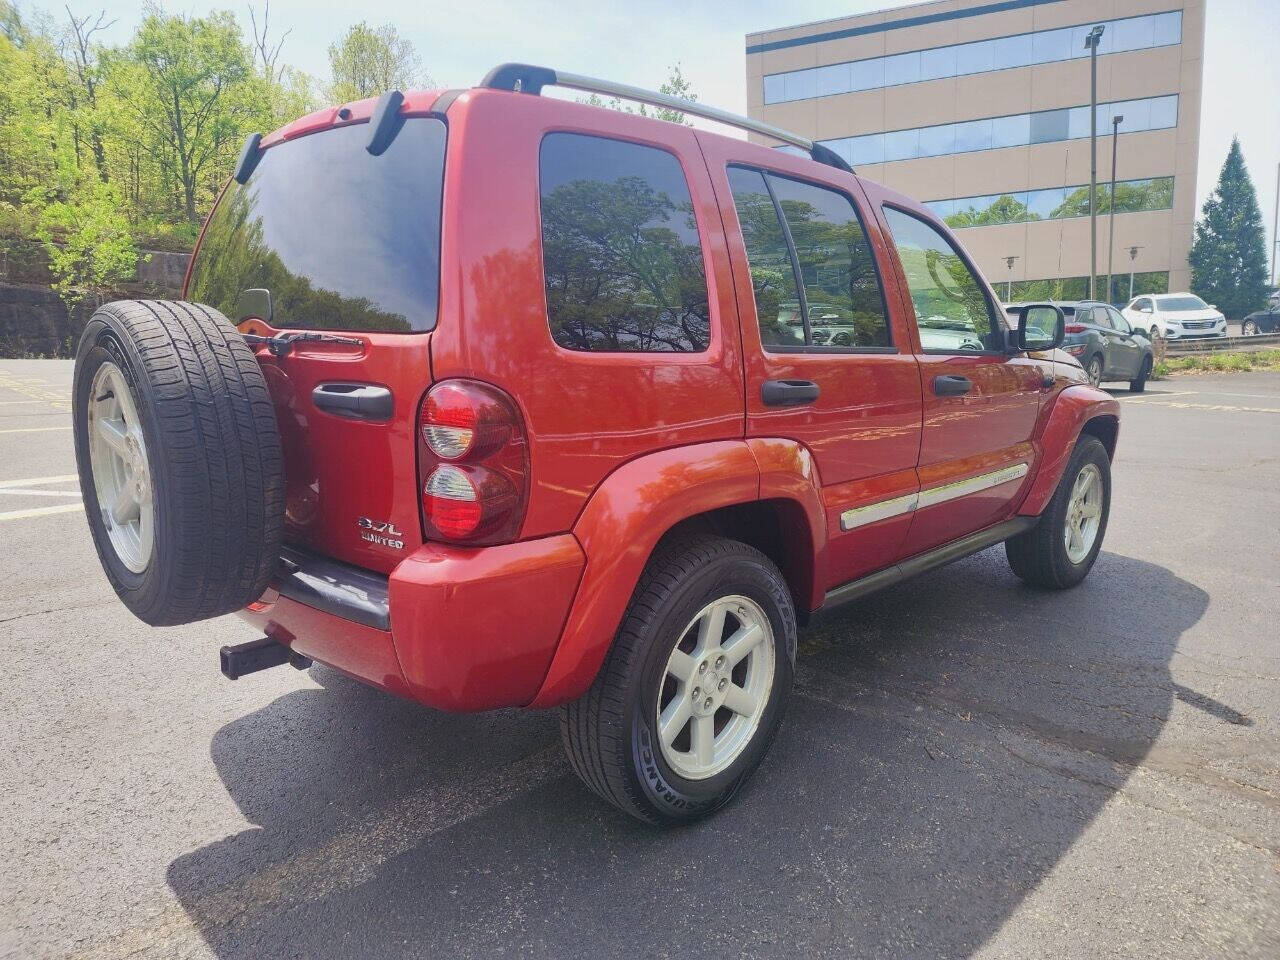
[922,177,1175,228]
[538,133,711,353]
[762,10,1183,104]
[814,95,1178,166]
[728,167,891,351]
[1008,271,1171,305]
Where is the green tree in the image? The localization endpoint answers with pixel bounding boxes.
[580,64,698,126]
[108,6,268,223]
[28,178,139,306]
[1189,137,1269,316]
[327,21,425,102]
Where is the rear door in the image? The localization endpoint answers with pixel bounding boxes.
[699,139,923,589]
[1101,305,1143,376]
[186,114,447,573]
[873,200,1045,556]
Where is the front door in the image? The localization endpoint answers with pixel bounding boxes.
[875,202,1046,557]
[699,139,923,589]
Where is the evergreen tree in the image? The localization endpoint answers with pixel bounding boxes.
[1188,138,1269,317]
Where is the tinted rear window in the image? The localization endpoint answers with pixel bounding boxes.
[187,118,445,333]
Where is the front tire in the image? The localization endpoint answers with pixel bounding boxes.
[1129,356,1151,392]
[1242,319,1258,336]
[560,536,796,825]
[1006,435,1111,589]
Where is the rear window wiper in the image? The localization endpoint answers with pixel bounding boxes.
[243,331,363,357]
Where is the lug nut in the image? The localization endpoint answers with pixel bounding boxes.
[718,678,728,690]
[698,662,707,674]
[715,655,725,669]
[692,687,701,698]
[703,697,713,710]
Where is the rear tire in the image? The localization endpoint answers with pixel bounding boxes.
[1006,435,1110,590]
[1086,354,1104,387]
[1129,356,1151,392]
[1242,319,1258,336]
[72,300,284,626]
[560,535,796,825]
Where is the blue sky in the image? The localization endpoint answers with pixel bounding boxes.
[49,0,1280,273]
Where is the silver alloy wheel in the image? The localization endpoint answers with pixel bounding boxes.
[87,361,154,573]
[1063,462,1103,564]
[1243,320,1257,336]
[1087,356,1103,387]
[656,594,775,781]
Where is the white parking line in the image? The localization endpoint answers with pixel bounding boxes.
[0,503,83,522]
[0,474,79,488]
[0,400,44,405]
[0,426,70,434]
[0,488,81,498]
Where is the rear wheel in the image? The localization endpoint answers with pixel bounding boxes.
[1242,319,1258,336]
[1086,354,1104,387]
[73,300,284,626]
[1149,325,1160,341]
[1129,356,1151,392]
[1006,435,1110,589]
[560,536,796,825]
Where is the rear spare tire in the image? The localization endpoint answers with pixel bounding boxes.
[72,300,284,626]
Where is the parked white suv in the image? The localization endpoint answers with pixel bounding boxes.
[1121,293,1227,340]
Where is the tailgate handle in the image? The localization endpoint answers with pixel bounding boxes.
[313,382,393,422]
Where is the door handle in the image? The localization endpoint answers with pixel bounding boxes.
[933,375,972,397]
[312,382,393,421]
[762,379,820,407]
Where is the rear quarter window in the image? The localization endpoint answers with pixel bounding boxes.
[538,132,710,353]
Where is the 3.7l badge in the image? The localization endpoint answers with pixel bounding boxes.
[357,517,404,550]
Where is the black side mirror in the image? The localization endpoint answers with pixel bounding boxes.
[235,288,273,325]
[1009,303,1065,352]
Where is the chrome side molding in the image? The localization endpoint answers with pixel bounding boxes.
[840,462,1029,532]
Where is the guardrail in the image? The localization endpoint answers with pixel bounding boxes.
[1163,333,1280,357]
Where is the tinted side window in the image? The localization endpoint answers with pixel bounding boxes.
[1093,306,1114,328]
[728,167,890,351]
[727,168,805,348]
[539,133,710,353]
[882,208,1000,352]
[1108,308,1131,332]
[769,176,891,349]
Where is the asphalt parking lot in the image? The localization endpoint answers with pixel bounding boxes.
[1,358,1278,960]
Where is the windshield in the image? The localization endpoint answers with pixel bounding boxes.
[1157,294,1209,312]
[187,117,445,333]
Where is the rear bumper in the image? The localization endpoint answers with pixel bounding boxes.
[239,535,586,711]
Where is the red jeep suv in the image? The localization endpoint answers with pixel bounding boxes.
[71,65,1118,824]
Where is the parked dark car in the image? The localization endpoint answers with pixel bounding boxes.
[1006,300,1153,391]
[1241,305,1280,336]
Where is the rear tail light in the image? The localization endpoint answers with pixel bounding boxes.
[1065,343,1087,356]
[1065,323,1087,333]
[417,380,528,544]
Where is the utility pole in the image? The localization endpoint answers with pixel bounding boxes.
[1085,25,1105,300]
[1106,114,1123,304]
[1004,255,1019,302]
[1128,245,1144,301]
[1272,161,1279,291]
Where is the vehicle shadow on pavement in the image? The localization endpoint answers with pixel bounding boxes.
[167,549,1208,960]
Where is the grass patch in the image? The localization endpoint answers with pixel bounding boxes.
[1152,349,1280,379]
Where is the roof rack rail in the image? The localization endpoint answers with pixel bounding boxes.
[479,62,853,175]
